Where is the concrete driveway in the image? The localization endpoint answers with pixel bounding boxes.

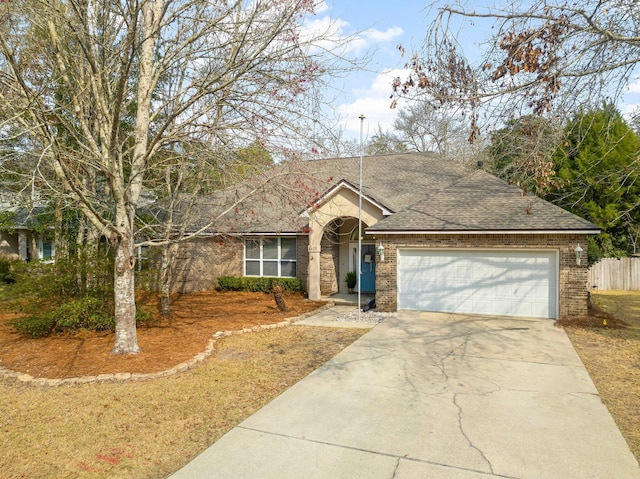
[170,310,640,479]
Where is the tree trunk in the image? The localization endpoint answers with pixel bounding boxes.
[54,199,66,260]
[85,223,100,291]
[159,243,178,316]
[29,234,38,261]
[273,285,288,312]
[112,225,139,354]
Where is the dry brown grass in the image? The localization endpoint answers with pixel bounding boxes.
[0,326,366,478]
[2,289,639,477]
[561,291,640,462]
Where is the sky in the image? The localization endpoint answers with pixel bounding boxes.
[306,1,640,142]
[304,1,432,141]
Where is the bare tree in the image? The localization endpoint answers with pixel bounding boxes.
[364,125,407,156]
[363,103,482,162]
[394,0,640,139]
[0,0,354,354]
[487,115,564,194]
[393,102,480,161]
[138,141,278,316]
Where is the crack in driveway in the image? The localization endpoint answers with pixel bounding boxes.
[237,425,516,478]
[452,392,495,475]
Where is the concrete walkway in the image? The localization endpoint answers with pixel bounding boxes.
[293,304,384,328]
[170,310,640,479]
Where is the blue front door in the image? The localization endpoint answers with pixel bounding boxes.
[360,244,376,292]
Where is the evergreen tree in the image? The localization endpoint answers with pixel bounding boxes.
[549,104,640,258]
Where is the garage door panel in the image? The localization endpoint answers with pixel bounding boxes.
[492,282,514,297]
[529,284,551,300]
[472,271,493,282]
[511,300,533,317]
[530,302,551,317]
[472,300,492,316]
[398,250,557,319]
[404,293,439,311]
[492,300,515,317]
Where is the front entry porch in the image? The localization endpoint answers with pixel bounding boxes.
[304,181,389,301]
[317,217,378,296]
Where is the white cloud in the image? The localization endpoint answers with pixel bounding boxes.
[336,26,404,54]
[620,101,640,120]
[301,15,349,43]
[621,77,640,120]
[338,69,410,138]
[626,77,640,94]
[301,12,403,55]
[364,26,404,43]
[314,1,329,14]
[300,6,407,140]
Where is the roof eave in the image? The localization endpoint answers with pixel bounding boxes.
[366,228,601,235]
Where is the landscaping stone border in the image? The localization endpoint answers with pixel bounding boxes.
[0,302,334,387]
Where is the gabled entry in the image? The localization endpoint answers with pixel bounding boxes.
[303,181,391,300]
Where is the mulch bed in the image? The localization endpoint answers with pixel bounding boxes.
[555,302,629,329]
[0,290,326,379]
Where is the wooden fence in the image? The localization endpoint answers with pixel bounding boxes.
[588,257,640,290]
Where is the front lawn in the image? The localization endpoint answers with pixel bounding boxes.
[0,325,366,478]
[1,288,638,477]
[563,290,640,462]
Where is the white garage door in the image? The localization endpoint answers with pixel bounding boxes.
[397,250,558,319]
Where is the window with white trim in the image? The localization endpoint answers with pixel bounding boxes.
[37,237,55,263]
[245,237,297,278]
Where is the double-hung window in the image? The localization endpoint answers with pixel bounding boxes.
[245,237,297,278]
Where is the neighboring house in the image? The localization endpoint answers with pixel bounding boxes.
[170,153,600,319]
[0,208,55,262]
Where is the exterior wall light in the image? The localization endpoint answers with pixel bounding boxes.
[377,242,385,262]
[575,244,584,265]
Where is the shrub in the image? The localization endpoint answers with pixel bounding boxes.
[217,276,303,293]
[12,297,113,337]
[7,248,158,337]
[53,297,115,332]
[135,306,155,327]
[11,314,56,338]
[12,297,156,338]
[10,252,114,302]
[0,257,16,284]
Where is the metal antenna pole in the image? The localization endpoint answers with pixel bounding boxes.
[358,114,365,321]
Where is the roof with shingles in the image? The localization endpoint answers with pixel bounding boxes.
[193,152,600,235]
[368,169,599,233]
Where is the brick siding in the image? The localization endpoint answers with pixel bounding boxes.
[375,233,590,318]
[168,237,243,293]
[167,235,313,294]
[296,234,309,291]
